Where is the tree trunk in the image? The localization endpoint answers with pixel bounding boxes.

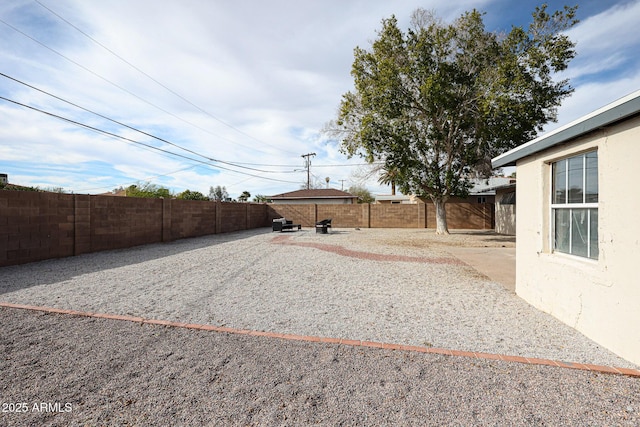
[434,198,449,235]
[391,181,396,196]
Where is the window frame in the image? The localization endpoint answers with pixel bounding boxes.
[550,150,598,260]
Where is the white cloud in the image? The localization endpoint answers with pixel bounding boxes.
[1,0,638,197]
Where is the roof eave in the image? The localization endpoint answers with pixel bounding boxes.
[492,90,640,168]
[271,196,356,200]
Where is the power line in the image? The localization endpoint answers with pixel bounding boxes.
[33,0,300,156]
[0,72,298,175]
[1,71,376,176]
[0,95,300,185]
[74,165,199,193]
[0,16,287,158]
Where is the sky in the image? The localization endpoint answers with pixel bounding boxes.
[1,0,639,199]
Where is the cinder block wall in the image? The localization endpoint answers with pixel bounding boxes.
[370,204,426,228]
[444,202,495,229]
[90,196,163,253]
[1,190,493,267]
[0,191,75,265]
[0,191,270,267]
[268,204,316,227]
[170,199,217,240]
[317,204,369,228]
[268,202,493,230]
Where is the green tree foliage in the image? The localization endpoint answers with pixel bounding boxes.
[0,183,40,192]
[176,189,209,200]
[42,187,67,193]
[238,191,251,202]
[328,6,577,233]
[209,185,229,201]
[125,182,172,198]
[252,194,271,203]
[348,185,374,204]
[378,166,400,196]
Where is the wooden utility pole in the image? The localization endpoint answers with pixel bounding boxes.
[301,152,316,189]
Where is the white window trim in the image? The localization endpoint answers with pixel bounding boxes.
[549,151,598,260]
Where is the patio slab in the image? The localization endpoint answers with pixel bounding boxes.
[446,246,516,292]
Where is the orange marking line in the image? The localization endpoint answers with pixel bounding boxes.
[2,302,638,378]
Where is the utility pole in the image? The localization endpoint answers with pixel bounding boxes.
[339,179,346,190]
[301,152,316,189]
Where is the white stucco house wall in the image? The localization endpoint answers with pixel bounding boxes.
[492,90,640,366]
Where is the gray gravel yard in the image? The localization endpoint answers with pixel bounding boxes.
[1,227,639,425]
[1,308,639,426]
[0,228,634,368]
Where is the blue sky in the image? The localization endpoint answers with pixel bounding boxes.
[1,0,639,198]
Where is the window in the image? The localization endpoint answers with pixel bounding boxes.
[500,191,516,205]
[551,151,598,259]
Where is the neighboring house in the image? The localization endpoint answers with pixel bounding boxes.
[375,194,419,204]
[100,189,127,197]
[270,189,357,204]
[484,181,517,235]
[465,176,514,204]
[492,89,640,366]
[376,177,513,205]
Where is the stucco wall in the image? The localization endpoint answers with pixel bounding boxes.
[495,188,516,235]
[515,115,640,365]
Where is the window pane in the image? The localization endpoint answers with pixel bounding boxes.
[585,152,598,203]
[590,208,599,259]
[571,209,589,257]
[553,160,566,204]
[568,156,584,203]
[554,209,570,253]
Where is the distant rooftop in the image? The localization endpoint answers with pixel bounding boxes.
[271,189,356,199]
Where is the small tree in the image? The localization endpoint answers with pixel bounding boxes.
[208,185,229,201]
[298,178,325,190]
[252,194,271,203]
[177,189,209,200]
[126,182,172,198]
[238,191,251,202]
[348,185,375,204]
[328,6,578,234]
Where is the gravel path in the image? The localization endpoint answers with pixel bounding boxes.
[0,228,634,368]
[2,228,639,425]
[1,308,639,426]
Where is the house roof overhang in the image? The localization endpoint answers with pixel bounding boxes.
[492,89,640,168]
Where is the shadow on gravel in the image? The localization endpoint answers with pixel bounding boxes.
[0,228,273,295]
[484,236,516,244]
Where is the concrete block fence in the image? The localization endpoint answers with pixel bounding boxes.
[268,202,494,230]
[0,190,493,267]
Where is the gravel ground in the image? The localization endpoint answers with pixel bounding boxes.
[1,227,639,425]
[1,308,639,426]
[0,228,634,368]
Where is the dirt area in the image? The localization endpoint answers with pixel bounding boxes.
[366,229,515,249]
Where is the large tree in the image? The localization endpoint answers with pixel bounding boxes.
[328,6,578,234]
